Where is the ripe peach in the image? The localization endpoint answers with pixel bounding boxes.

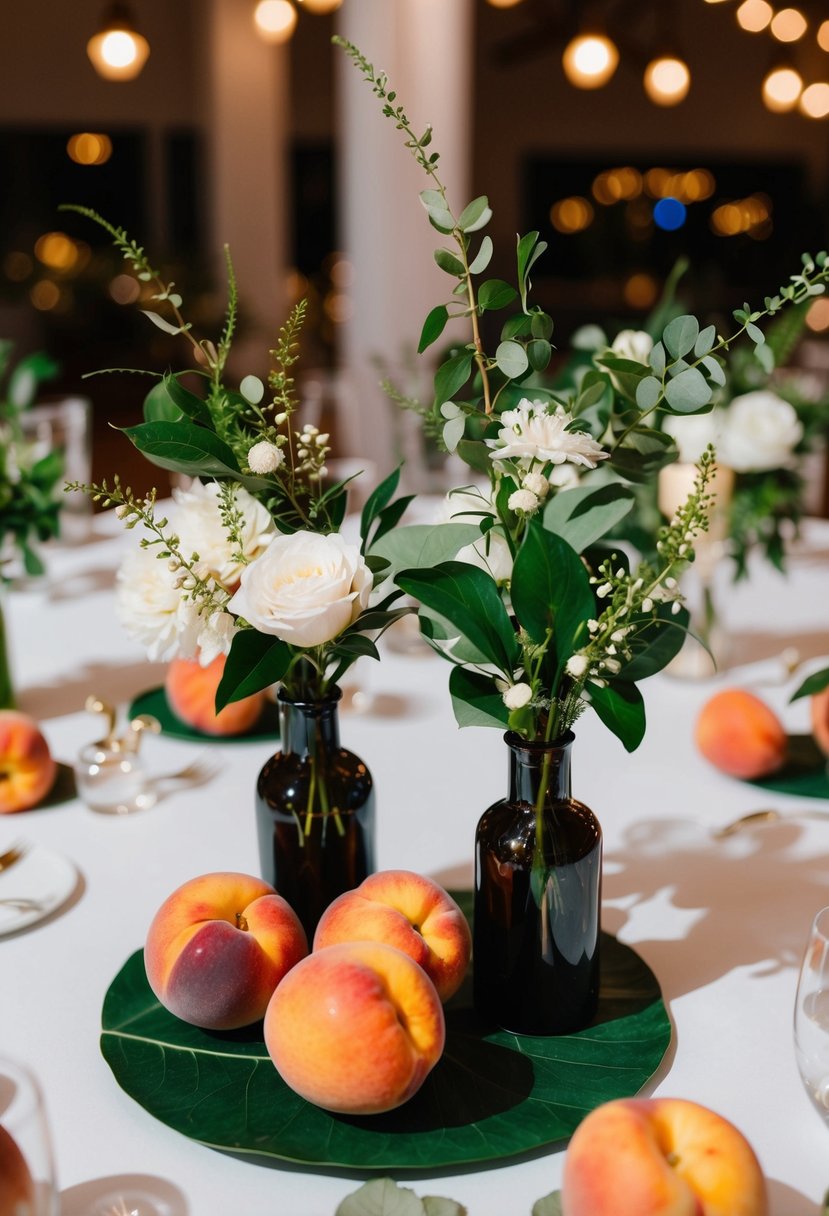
[145,871,307,1030]
[811,685,829,756]
[562,1097,768,1216]
[694,688,787,780]
[164,653,265,736]
[313,869,471,1002]
[0,710,56,813]
[265,941,445,1115]
[0,1124,35,1216]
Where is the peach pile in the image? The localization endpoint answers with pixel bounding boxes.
[0,710,56,813]
[164,653,265,736]
[265,940,446,1115]
[145,872,307,1029]
[562,1097,768,1216]
[314,869,472,1002]
[0,1124,35,1216]
[694,689,787,780]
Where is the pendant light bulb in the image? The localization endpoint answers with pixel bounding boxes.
[643,55,691,105]
[86,3,150,82]
[562,33,619,89]
[253,0,297,43]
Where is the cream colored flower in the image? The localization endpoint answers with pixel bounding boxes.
[718,391,803,472]
[116,546,199,662]
[173,480,274,588]
[503,682,532,710]
[228,531,372,648]
[440,485,514,583]
[508,488,539,514]
[522,471,549,499]
[488,400,608,469]
[663,411,723,464]
[247,441,285,475]
[610,329,653,364]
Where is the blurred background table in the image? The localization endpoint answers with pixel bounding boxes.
[2,511,829,1215]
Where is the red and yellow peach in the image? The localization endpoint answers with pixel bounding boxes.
[694,689,787,780]
[164,653,265,736]
[0,710,56,813]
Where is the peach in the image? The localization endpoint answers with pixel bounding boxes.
[265,941,445,1115]
[562,1097,768,1216]
[0,1124,35,1216]
[164,653,265,736]
[0,710,56,813]
[145,871,307,1030]
[811,686,829,756]
[313,869,471,1002]
[694,689,787,780]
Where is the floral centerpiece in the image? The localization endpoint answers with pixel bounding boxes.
[63,206,412,933]
[336,36,829,1033]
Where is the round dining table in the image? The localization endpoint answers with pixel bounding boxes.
[1,507,828,1215]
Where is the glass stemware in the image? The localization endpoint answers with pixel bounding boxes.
[0,1055,58,1215]
[794,906,829,1124]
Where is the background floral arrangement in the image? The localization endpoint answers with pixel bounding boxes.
[336,37,829,752]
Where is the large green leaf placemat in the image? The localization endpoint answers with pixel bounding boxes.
[100,931,671,1171]
[128,687,280,744]
[746,734,829,801]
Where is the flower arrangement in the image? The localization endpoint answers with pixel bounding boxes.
[0,343,63,578]
[336,37,829,752]
[62,206,412,711]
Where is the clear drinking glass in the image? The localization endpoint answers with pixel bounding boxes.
[0,1055,58,1214]
[794,906,829,1124]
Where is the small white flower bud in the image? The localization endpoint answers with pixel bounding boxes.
[522,471,549,499]
[566,654,589,679]
[604,658,622,674]
[588,618,600,632]
[503,682,533,710]
[248,441,285,475]
[672,600,682,614]
[115,504,130,519]
[642,597,653,613]
[274,412,288,425]
[508,488,540,514]
[167,557,180,572]
[596,581,612,599]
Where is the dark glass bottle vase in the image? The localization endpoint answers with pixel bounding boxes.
[255,687,375,939]
[474,730,602,1036]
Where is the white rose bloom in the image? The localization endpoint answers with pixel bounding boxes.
[248,441,285,475]
[503,682,532,710]
[488,400,608,469]
[173,481,274,588]
[440,485,514,583]
[611,329,653,364]
[116,546,199,662]
[228,531,372,648]
[662,411,724,465]
[718,391,803,472]
[508,488,539,514]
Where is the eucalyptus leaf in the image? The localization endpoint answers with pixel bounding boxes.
[443,415,466,452]
[434,249,465,277]
[449,666,509,730]
[635,376,663,411]
[527,339,552,372]
[701,355,726,387]
[663,367,712,413]
[693,324,717,357]
[648,341,666,376]
[426,208,456,235]
[469,236,493,275]
[495,340,529,379]
[239,374,264,405]
[458,195,492,233]
[662,314,699,359]
[478,280,518,312]
[531,311,554,340]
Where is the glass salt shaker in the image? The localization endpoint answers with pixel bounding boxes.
[74,696,161,814]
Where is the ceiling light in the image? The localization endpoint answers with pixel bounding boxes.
[562,33,619,89]
[86,3,150,82]
[643,56,691,105]
[762,64,803,111]
[253,0,297,42]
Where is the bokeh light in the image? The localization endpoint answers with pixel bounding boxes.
[762,65,803,110]
[624,273,659,309]
[800,82,829,118]
[253,0,297,42]
[643,56,691,105]
[653,198,687,231]
[770,7,807,42]
[67,133,113,166]
[550,196,595,233]
[562,34,619,88]
[737,0,773,32]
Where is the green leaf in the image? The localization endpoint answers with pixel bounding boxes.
[701,355,726,387]
[597,356,649,403]
[588,680,646,752]
[456,439,493,475]
[527,339,552,372]
[100,931,670,1169]
[478,280,518,311]
[434,249,465,277]
[240,374,264,405]
[618,606,690,682]
[360,465,401,548]
[370,523,481,580]
[443,416,465,452]
[371,496,416,546]
[609,429,675,483]
[511,523,593,663]
[531,311,554,340]
[635,376,663,411]
[542,484,635,554]
[336,1178,425,1216]
[746,321,765,345]
[449,666,509,730]
[790,666,829,702]
[458,195,492,233]
[532,1195,563,1216]
[693,324,717,357]
[501,314,533,340]
[434,353,473,407]
[418,305,449,354]
[663,367,712,413]
[469,236,493,276]
[120,420,242,480]
[330,635,381,661]
[662,315,699,359]
[215,631,292,710]
[397,562,518,673]
[422,1198,465,1216]
[495,341,529,379]
[648,341,666,376]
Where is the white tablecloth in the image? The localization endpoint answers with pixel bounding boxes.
[2,514,829,1215]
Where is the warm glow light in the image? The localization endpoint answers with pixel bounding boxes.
[762,65,803,110]
[624,273,659,309]
[485,0,525,6]
[643,56,691,105]
[550,196,594,233]
[30,281,61,312]
[86,6,150,82]
[562,33,619,88]
[806,298,829,331]
[67,132,113,165]
[711,194,772,236]
[297,0,342,10]
[324,292,352,323]
[800,82,829,117]
[770,7,807,41]
[109,274,141,305]
[819,20,829,51]
[254,0,297,41]
[737,0,773,32]
[34,232,78,272]
[681,168,717,201]
[592,167,642,204]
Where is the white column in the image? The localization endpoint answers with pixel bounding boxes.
[202,0,290,377]
[336,0,474,478]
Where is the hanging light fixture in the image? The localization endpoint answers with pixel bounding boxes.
[562,30,619,89]
[86,3,150,82]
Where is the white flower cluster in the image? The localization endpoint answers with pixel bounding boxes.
[296,423,330,478]
[487,399,608,472]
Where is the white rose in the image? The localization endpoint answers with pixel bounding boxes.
[173,481,274,588]
[662,410,723,464]
[228,531,372,648]
[718,391,803,472]
[611,329,653,364]
[488,400,608,469]
[440,484,514,583]
[116,546,200,662]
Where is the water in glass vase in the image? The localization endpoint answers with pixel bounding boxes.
[474,731,602,1036]
[795,988,829,1122]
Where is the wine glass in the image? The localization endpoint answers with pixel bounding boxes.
[794,906,829,1124]
[0,1054,58,1215]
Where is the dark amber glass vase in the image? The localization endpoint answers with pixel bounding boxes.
[255,687,375,939]
[473,730,602,1036]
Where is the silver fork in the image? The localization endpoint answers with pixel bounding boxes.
[0,842,29,874]
[154,755,219,792]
